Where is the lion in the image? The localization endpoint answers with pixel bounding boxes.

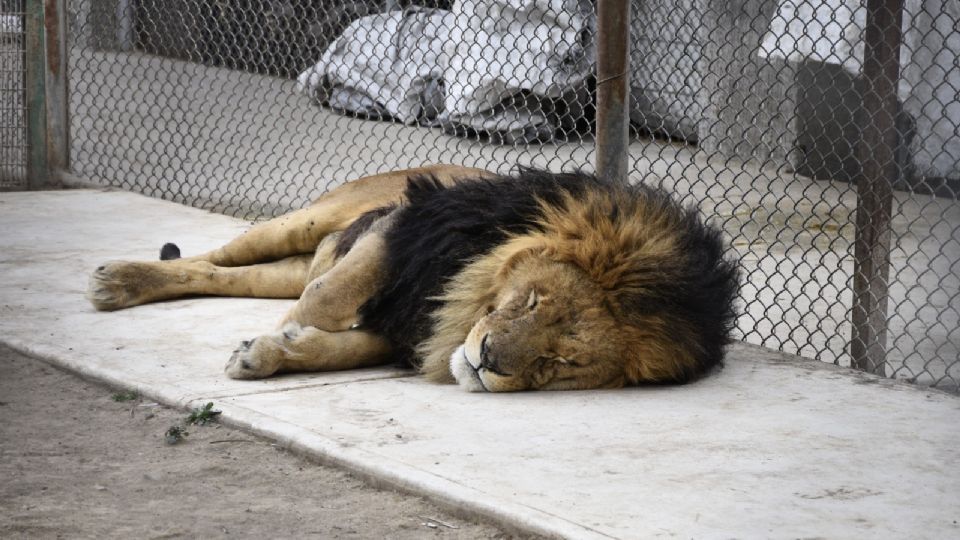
[88,165,740,392]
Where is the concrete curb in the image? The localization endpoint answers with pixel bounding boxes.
[0,336,607,539]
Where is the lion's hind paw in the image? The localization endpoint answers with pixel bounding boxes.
[87,262,140,311]
[225,337,281,380]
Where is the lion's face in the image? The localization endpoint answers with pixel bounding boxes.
[449,256,637,392]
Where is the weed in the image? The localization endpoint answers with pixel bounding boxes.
[162,402,221,445]
[165,425,188,445]
[186,402,221,425]
[111,390,139,402]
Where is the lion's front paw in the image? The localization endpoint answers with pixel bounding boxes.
[225,337,283,379]
[87,262,148,311]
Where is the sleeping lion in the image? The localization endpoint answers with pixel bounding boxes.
[88,165,740,392]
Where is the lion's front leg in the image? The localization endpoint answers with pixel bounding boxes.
[224,323,391,379]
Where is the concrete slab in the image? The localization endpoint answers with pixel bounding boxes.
[2,189,959,539]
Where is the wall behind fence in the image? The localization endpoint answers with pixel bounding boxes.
[69,0,596,216]
[64,0,959,391]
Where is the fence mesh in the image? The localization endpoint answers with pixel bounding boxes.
[64,0,959,392]
[0,0,26,189]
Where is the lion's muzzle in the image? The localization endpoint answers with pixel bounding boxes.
[449,345,488,392]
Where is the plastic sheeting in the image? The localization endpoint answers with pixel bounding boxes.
[296,0,594,144]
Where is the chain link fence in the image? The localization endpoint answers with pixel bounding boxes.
[0,0,26,189]
[60,0,958,391]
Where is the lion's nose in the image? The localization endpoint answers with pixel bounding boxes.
[479,334,510,376]
[479,333,492,367]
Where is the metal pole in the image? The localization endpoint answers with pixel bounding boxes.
[25,0,47,189]
[851,0,903,376]
[595,0,630,185]
[45,0,69,180]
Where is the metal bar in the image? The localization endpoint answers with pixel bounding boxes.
[44,0,68,178]
[851,0,903,376]
[595,0,630,185]
[24,0,47,189]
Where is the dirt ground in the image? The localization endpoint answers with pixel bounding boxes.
[0,345,531,539]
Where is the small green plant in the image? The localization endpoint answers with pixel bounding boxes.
[111,389,139,402]
[186,402,222,425]
[162,402,222,445]
[165,425,188,445]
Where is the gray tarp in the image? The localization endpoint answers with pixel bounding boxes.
[296,0,594,144]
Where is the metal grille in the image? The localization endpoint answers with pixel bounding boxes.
[68,0,595,216]
[0,0,25,189]
[626,0,959,391]
[64,0,959,391]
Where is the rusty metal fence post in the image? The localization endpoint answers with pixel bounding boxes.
[43,0,68,180]
[23,0,67,189]
[595,0,630,185]
[851,0,904,376]
[24,0,46,188]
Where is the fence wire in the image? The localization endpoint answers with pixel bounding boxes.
[0,0,25,189]
[65,0,958,392]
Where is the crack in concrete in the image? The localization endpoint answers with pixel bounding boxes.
[181,372,417,402]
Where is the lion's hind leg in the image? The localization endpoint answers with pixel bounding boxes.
[224,323,391,379]
[177,205,351,267]
[182,165,489,268]
[87,255,313,311]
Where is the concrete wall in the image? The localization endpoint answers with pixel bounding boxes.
[628,0,703,142]
[636,0,959,194]
[757,0,960,192]
[900,0,960,185]
[697,0,798,165]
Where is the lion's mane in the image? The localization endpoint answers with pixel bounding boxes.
[358,167,740,383]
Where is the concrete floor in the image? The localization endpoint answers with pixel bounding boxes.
[1,189,958,539]
[66,50,960,390]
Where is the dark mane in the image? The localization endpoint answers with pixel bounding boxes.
[357,167,740,378]
[358,168,608,366]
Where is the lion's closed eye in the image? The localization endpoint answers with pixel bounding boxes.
[526,289,538,310]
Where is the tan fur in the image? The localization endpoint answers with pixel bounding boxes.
[89,165,703,390]
[87,255,313,310]
[280,214,395,332]
[185,165,492,267]
[88,165,489,379]
[225,322,391,379]
[88,165,488,311]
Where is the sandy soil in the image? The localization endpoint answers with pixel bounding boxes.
[0,345,531,539]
